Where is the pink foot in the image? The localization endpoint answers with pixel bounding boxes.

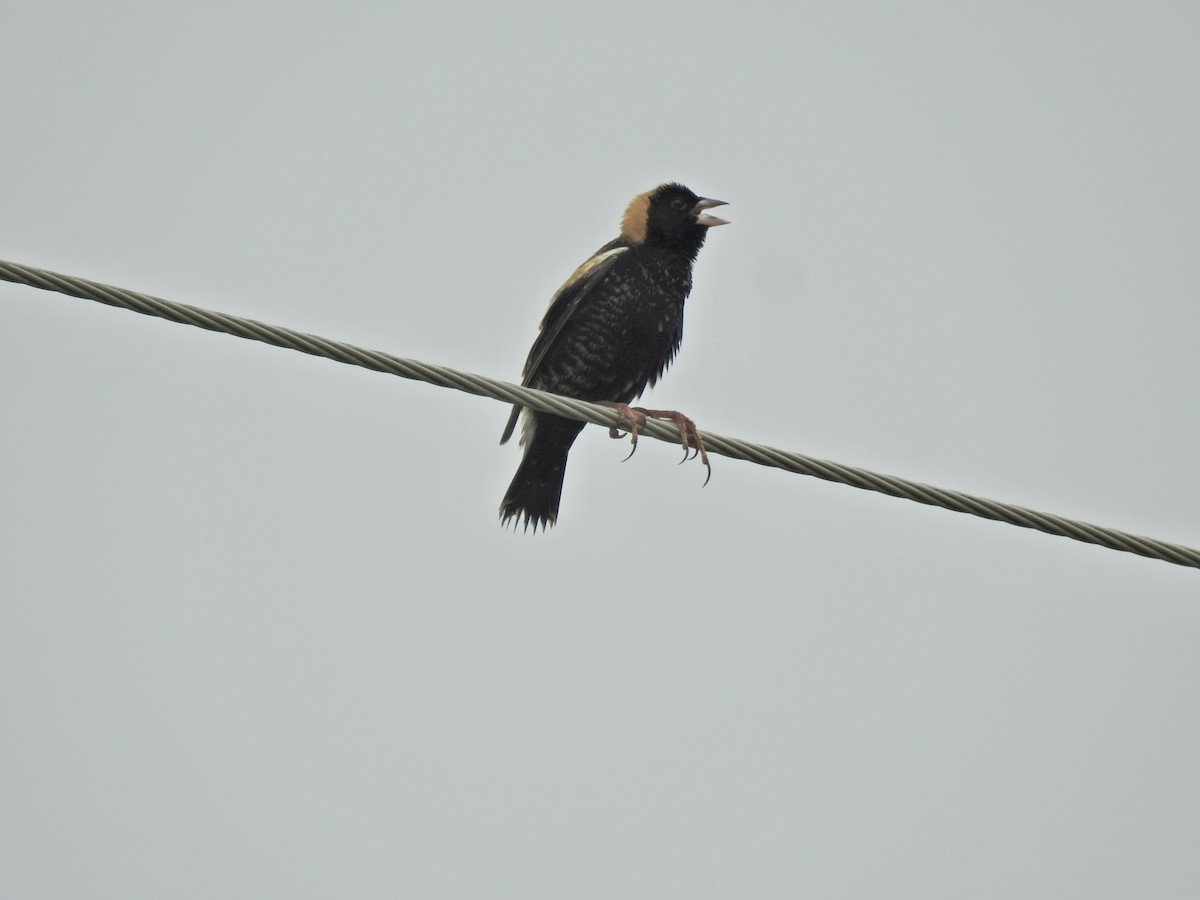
[598,402,711,486]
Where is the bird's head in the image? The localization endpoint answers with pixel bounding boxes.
[620,183,729,257]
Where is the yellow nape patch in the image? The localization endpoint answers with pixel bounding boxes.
[620,191,652,244]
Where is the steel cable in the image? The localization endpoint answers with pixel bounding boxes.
[3,258,1197,570]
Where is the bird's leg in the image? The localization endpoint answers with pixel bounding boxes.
[597,401,647,462]
[597,402,711,485]
[636,408,712,486]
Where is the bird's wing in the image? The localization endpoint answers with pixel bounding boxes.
[500,242,628,444]
[524,242,627,381]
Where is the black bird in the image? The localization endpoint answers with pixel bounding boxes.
[499,182,729,531]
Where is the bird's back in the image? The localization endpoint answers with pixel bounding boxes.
[526,245,693,406]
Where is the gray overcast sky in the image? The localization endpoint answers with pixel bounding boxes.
[3,2,1198,897]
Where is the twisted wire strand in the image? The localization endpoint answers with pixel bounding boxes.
[3,258,1197,570]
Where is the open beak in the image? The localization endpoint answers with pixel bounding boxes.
[693,197,730,228]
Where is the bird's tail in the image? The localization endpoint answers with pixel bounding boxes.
[499,415,584,532]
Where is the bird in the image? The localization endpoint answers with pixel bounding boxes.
[499,182,729,531]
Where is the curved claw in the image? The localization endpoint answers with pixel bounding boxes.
[702,460,712,487]
[600,402,648,465]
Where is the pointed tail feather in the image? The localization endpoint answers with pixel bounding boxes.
[499,451,567,532]
[499,415,585,532]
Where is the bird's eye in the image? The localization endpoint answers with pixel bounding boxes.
[671,198,687,210]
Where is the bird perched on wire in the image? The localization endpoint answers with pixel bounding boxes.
[499,182,729,531]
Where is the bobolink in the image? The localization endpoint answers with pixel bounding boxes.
[499,182,729,531]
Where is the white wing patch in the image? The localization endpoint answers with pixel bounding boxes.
[512,245,630,447]
[543,246,628,317]
[519,407,535,447]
